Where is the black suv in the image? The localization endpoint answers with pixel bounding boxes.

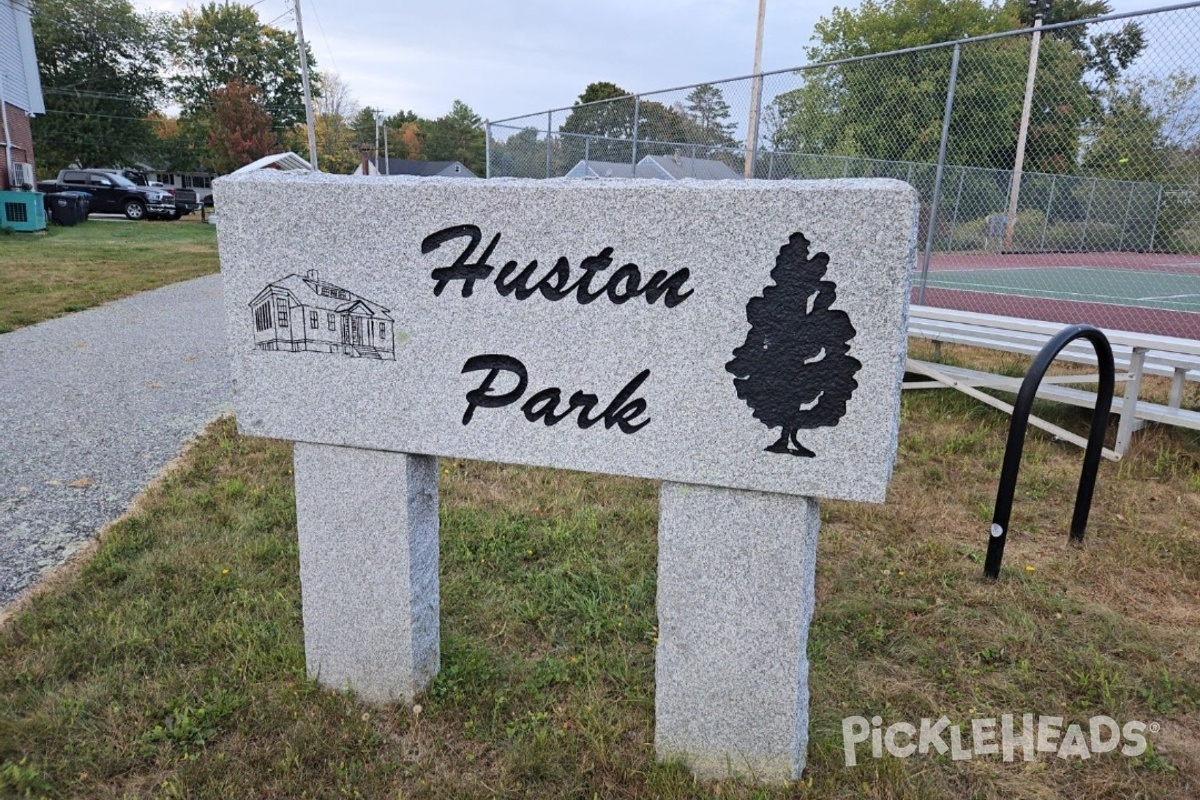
[55,169,176,220]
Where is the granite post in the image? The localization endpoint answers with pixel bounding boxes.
[293,443,439,703]
[655,482,820,781]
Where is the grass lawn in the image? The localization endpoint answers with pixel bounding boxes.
[1,342,1198,798]
[0,216,218,333]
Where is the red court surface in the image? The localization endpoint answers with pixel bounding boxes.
[912,251,1200,340]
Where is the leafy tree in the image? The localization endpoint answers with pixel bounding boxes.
[559,82,637,164]
[490,127,546,177]
[1081,78,1166,182]
[141,112,206,172]
[1079,70,1200,253]
[807,0,1015,60]
[423,100,485,173]
[31,0,164,173]
[1010,0,1144,84]
[726,232,861,457]
[350,106,380,152]
[556,82,692,170]
[767,0,1124,177]
[680,83,738,147]
[204,80,279,173]
[171,2,317,130]
[396,121,426,161]
[384,110,422,160]
[310,71,359,173]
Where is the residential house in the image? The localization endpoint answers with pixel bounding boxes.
[353,157,477,178]
[565,153,742,181]
[636,153,742,180]
[249,270,395,360]
[0,0,43,189]
[134,153,309,201]
[563,160,638,179]
[146,169,217,201]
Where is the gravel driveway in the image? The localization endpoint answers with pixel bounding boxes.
[0,274,231,609]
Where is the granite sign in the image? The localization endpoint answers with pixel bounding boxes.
[217,173,917,781]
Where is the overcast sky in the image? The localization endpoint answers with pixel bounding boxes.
[131,0,1176,124]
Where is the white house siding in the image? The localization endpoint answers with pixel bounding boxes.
[0,0,42,114]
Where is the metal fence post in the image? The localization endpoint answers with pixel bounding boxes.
[631,95,641,174]
[1118,182,1136,251]
[1148,184,1164,252]
[485,121,492,178]
[1078,177,1098,251]
[948,167,966,250]
[545,110,553,179]
[1039,174,1056,251]
[917,42,961,306]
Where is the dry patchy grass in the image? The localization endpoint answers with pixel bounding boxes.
[1,351,1198,798]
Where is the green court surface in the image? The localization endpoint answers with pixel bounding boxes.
[924,267,1200,312]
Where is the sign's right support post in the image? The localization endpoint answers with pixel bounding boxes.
[655,482,820,781]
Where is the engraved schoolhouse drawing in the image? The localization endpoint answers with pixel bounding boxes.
[249,270,396,360]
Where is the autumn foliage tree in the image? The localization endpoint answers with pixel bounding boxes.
[205,80,279,174]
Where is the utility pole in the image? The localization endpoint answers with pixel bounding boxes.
[294,0,319,171]
[743,0,767,179]
[1004,0,1049,249]
[383,122,389,175]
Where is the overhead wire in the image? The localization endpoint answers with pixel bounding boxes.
[307,0,339,75]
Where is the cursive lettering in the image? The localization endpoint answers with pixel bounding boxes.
[461,354,651,434]
[422,225,693,307]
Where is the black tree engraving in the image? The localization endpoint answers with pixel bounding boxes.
[726,232,862,457]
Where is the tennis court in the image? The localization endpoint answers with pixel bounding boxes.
[917,252,1200,340]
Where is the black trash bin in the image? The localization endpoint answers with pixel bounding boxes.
[59,190,91,220]
[45,192,81,227]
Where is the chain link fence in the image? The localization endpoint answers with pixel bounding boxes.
[487,3,1200,342]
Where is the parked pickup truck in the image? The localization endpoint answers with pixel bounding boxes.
[43,169,176,220]
[119,170,202,217]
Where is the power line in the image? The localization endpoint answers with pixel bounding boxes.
[307,0,339,75]
[45,106,311,122]
[44,109,172,123]
[263,8,294,28]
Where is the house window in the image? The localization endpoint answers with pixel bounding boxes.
[327,312,336,331]
[254,302,272,331]
[379,322,386,338]
[276,298,289,327]
[309,310,319,329]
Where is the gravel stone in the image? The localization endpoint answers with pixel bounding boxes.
[0,275,231,609]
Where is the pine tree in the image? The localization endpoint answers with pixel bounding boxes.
[726,232,862,457]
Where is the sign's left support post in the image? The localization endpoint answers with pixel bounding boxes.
[293,443,440,702]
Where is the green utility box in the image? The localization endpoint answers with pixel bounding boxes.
[0,190,47,232]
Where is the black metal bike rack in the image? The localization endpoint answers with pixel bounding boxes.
[984,325,1116,579]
